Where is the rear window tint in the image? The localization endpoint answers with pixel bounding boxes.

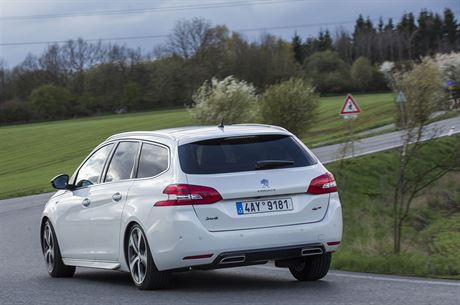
[178,135,316,174]
[104,142,139,183]
[137,143,169,178]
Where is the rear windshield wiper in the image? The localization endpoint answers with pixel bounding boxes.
[255,160,295,170]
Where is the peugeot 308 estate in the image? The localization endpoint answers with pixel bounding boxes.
[40,124,342,289]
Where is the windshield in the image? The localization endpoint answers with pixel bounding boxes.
[178,134,316,174]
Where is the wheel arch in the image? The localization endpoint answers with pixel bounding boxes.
[123,221,139,266]
[39,216,50,252]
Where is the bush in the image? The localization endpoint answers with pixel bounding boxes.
[396,58,445,127]
[0,100,33,124]
[189,76,258,124]
[122,82,145,110]
[303,51,352,93]
[260,78,319,135]
[29,84,74,120]
[351,57,373,91]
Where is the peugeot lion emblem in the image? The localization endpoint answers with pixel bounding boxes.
[260,179,270,188]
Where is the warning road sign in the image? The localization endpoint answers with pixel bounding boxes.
[340,94,361,116]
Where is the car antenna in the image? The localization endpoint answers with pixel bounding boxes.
[218,119,224,129]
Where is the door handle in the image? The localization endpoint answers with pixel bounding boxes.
[112,192,122,202]
[82,198,91,207]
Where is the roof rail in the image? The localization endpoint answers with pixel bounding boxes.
[106,131,176,142]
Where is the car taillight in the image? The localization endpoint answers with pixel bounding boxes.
[307,172,337,194]
[154,184,223,206]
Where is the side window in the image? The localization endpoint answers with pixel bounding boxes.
[75,144,113,188]
[137,143,169,178]
[104,142,140,183]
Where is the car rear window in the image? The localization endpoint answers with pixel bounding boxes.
[178,134,317,174]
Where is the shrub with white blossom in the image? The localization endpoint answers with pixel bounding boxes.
[189,76,259,125]
[433,52,460,82]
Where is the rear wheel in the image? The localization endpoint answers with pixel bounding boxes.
[127,224,172,290]
[42,220,76,277]
[289,253,331,281]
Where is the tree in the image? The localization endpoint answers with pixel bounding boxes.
[0,100,32,124]
[317,30,333,51]
[38,44,68,86]
[303,50,352,93]
[334,28,353,64]
[353,15,376,62]
[145,56,187,108]
[121,82,144,110]
[260,78,319,135]
[391,59,456,254]
[0,59,8,103]
[291,32,305,64]
[164,18,213,59]
[442,8,458,51]
[62,38,104,95]
[351,56,373,91]
[29,85,74,120]
[189,76,258,124]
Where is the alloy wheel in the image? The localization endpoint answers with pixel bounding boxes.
[128,227,148,285]
[43,222,54,273]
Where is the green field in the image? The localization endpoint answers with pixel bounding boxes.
[303,93,395,145]
[328,135,460,279]
[0,93,394,199]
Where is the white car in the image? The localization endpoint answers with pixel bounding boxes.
[40,124,342,289]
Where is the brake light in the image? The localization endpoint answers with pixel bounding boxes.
[154,184,223,206]
[307,172,337,194]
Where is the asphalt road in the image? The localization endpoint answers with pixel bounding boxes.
[1,116,460,304]
[312,116,460,163]
[1,192,460,305]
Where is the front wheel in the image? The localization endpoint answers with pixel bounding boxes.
[42,220,76,277]
[127,224,172,290]
[289,253,331,281]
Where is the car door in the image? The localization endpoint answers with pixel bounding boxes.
[55,143,114,260]
[89,141,140,261]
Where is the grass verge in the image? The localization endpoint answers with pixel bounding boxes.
[328,135,460,279]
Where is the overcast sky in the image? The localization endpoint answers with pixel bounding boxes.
[0,0,458,66]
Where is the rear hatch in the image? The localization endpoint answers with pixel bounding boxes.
[178,134,331,232]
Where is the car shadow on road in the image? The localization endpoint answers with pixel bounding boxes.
[73,267,335,292]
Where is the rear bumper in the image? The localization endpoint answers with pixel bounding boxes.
[145,193,342,271]
[168,243,325,271]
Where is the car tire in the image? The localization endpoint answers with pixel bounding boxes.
[42,220,76,278]
[289,252,331,281]
[127,224,172,290]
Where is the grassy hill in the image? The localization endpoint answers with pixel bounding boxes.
[329,135,460,279]
[0,93,394,199]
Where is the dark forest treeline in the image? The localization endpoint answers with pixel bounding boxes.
[0,8,458,124]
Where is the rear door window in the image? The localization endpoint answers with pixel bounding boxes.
[136,143,169,178]
[104,142,140,183]
[178,135,316,174]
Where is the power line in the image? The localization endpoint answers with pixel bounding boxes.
[0,20,356,47]
[0,0,309,21]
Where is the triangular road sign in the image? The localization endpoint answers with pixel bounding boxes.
[340,94,361,115]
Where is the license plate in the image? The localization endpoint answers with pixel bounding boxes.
[236,198,293,215]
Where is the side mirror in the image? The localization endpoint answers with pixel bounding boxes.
[51,174,70,190]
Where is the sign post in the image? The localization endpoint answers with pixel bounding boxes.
[339,94,361,158]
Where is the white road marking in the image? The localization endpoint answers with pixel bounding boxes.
[250,265,460,287]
